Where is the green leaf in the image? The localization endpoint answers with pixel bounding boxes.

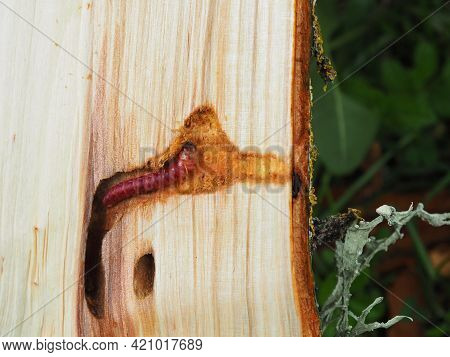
[318,274,338,306]
[429,82,450,117]
[403,136,439,169]
[429,60,450,117]
[412,41,438,86]
[383,93,436,131]
[344,77,385,111]
[312,87,379,176]
[380,58,411,92]
[321,248,336,266]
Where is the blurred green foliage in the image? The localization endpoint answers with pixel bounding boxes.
[312,0,449,181]
[311,0,450,336]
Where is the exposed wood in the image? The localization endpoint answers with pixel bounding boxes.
[0,0,319,336]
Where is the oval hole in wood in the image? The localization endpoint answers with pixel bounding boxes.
[134,253,155,299]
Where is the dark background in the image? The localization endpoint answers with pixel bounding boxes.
[311,0,450,336]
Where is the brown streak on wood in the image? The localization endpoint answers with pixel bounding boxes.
[291,0,321,336]
[78,5,142,333]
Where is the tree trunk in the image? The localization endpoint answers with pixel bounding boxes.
[0,0,319,336]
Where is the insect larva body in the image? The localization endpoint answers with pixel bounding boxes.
[102,143,196,207]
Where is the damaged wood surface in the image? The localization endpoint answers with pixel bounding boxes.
[0,0,319,336]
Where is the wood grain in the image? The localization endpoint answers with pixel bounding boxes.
[0,0,319,336]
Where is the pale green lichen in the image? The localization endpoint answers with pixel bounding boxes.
[320,203,450,336]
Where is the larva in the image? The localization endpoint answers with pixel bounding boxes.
[102,142,197,208]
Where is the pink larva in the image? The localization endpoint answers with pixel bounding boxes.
[102,143,197,208]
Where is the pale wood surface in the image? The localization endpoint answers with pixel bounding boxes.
[0,1,92,336]
[0,0,315,336]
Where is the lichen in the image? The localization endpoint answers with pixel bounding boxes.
[319,203,450,336]
[312,208,362,250]
[308,80,318,238]
[312,0,337,90]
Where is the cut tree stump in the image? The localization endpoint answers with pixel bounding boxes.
[0,0,319,336]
